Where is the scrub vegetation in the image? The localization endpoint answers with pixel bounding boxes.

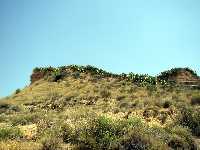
[0,65,200,150]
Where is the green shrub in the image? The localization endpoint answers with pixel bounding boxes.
[33,67,42,73]
[60,115,199,150]
[158,112,168,124]
[165,125,197,150]
[116,95,126,101]
[41,93,70,111]
[177,106,200,136]
[191,96,200,105]
[168,136,187,149]
[119,102,130,109]
[61,123,74,143]
[0,103,20,114]
[163,100,172,108]
[143,107,159,118]
[50,70,65,82]
[0,127,22,140]
[61,116,122,149]
[32,65,187,87]
[0,114,6,122]
[100,89,111,99]
[116,131,150,150]
[11,113,42,126]
[41,136,61,150]
[113,108,120,114]
[112,118,169,150]
[80,116,121,149]
[146,84,157,96]
[0,103,12,114]
[15,88,21,94]
[92,116,121,148]
[61,116,150,149]
[72,72,80,79]
[114,130,166,150]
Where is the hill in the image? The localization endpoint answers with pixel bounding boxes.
[0,65,200,150]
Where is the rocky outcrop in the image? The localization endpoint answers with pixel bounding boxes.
[158,68,200,86]
[30,71,46,84]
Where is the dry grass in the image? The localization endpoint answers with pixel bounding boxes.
[0,141,41,150]
[0,72,200,149]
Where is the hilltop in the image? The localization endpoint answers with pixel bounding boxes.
[0,65,200,150]
[30,65,200,86]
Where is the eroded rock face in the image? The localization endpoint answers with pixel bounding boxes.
[168,70,198,82]
[30,71,45,84]
[158,68,200,86]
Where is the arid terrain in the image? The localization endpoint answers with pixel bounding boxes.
[0,65,200,150]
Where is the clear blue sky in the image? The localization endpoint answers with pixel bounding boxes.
[0,0,200,97]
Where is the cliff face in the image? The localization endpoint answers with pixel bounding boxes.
[158,68,200,86]
[30,71,46,84]
[169,70,200,85]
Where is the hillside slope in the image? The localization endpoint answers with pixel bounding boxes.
[0,65,200,150]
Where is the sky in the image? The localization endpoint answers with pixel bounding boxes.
[0,0,200,97]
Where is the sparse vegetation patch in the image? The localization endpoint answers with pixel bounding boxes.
[0,65,199,149]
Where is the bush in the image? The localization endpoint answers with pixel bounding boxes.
[72,72,80,79]
[143,107,159,118]
[0,104,9,115]
[33,67,41,73]
[41,93,70,111]
[92,116,123,148]
[11,113,42,126]
[41,136,61,150]
[50,71,65,82]
[116,95,126,101]
[0,103,20,114]
[191,96,200,105]
[0,141,41,150]
[158,112,168,124]
[100,89,111,99]
[0,114,6,122]
[114,130,166,150]
[168,136,187,149]
[167,135,196,150]
[82,116,121,149]
[112,118,169,150]
[62,116,127,149]
[177,106,200,136]
[0,127,22,140]
[163,100,172,108]
[61,123,74,143]
[15,88,21,94]
[61,116,159,149]
[60,115,199,150]
[116,131,150,150]
[165,125,197,150]
[146,84,157,96]
[119,102,130,109]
